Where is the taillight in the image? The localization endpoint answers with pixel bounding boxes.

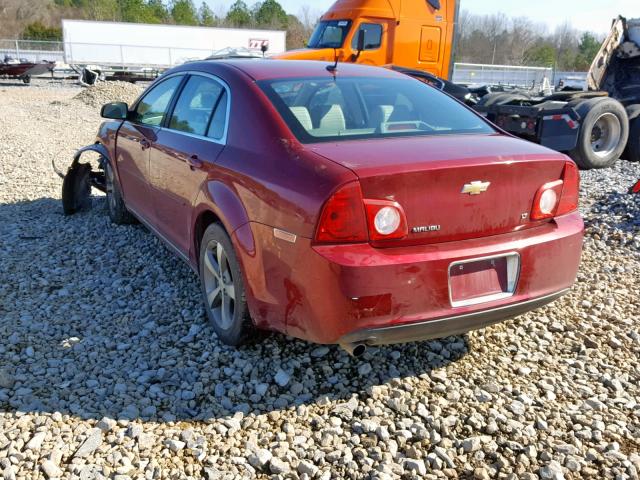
[530,161,579,220]
[633,180,640,194]
[315,182,368,243]
[556,161,579,216]
[315,183,408,244]
[364,199,408,241]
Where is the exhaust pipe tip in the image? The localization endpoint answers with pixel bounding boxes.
[341,342,367,358]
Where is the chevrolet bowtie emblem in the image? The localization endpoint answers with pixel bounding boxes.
[461,181,491,195]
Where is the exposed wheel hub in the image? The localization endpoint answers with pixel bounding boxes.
[590,112,621,158]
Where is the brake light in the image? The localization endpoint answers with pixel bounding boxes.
[557,161,580,216]
[633,180,640,194]
[530,161,579,220]
[315,183,409,244]
[364,199,408,241]
[315,182,368,243]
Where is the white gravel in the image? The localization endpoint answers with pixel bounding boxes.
[0,82,639,479]
[72,81,144,108]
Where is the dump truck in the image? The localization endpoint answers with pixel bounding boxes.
[276,1,639,169]
[474,16,640,169]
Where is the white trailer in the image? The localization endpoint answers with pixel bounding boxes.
[62,19,286,68]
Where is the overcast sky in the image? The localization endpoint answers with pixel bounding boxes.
[207,0,637,34]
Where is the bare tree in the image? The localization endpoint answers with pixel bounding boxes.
[298,5,320,32]
[0,0,53,38]
[507,17,545,65]
[455,11,597,70]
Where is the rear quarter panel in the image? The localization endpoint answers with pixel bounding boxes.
[207,68,356,240]
[182,64,356,332]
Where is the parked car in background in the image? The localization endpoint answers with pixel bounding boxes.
[556,76,587,91]
[62,60,584,356]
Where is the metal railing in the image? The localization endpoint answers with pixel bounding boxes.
[2,39,589,89]
[0,39,64,63]
[554,71,588,85]
[452,63,554,89]
[0,39,260,68]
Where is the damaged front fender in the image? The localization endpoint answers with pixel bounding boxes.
[54,143,110,215]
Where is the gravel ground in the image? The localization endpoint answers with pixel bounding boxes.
[0,82,639,480]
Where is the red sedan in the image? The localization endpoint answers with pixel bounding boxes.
[75,60,583,356]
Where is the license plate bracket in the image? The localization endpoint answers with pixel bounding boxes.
[449,253,520,308]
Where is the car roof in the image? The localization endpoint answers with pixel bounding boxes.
[197,59,404,81]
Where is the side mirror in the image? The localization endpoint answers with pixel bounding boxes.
[357,29,366,52]
[351,29,366,62]
[101,102,128,120]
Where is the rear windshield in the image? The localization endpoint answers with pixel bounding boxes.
[259,76,495,143]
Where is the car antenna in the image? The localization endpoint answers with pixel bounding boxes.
[326,48,339,73]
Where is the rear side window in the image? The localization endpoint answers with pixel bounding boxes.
[259,76,495,143]
[169,75,226,137]
[352,23,383,50]
[131,76,183,126]
[207,91,228,140]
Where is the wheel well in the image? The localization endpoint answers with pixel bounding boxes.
[626,104,640,121]
[194,210,223,260]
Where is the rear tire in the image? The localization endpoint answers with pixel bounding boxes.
[569,98,629,169]
[104,160,136,225]
[199,223,254,346]
[624,116,640,162]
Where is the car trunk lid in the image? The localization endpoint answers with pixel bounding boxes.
[310,134,569,246]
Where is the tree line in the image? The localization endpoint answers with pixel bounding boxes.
[455,11,603,71]
[6,0,317,50]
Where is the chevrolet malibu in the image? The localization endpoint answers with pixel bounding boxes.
[67,60,584,356]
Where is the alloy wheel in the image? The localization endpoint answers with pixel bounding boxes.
[202,240,236,330]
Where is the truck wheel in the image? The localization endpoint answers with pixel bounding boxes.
[104,161,136,225]
[199,223,254,346]
[624,117,640,162]
[570,98,629,169]
[22,75,31,84]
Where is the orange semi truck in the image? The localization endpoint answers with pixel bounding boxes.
[276,0,459,80]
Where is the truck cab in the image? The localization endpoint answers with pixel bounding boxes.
[275,0,459,80]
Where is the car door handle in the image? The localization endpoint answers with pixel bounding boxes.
[187,155,204,170]
[140,138,151,150]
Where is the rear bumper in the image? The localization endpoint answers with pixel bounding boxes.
[338,288,568,346]
[237,212,584,345]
